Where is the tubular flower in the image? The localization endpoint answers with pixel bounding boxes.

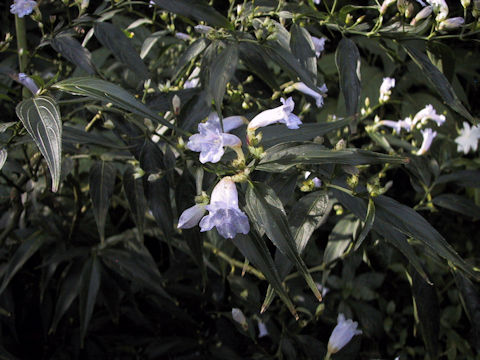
[379,77,395,103]
[187,113,242,164]
[455,122,480,154]
[380,0,396,14]
[327,314,362,354]
[175,32,191,41]
[438,17,465,30]
[311,36,327,57]
[410,6,433,25]
[248,97,302,131]
[412,104,446,127]
[417,128,437,155]
[10,0,36,17]
[194,25,213,34]
[427,0,449,21]
[232,308,248,329]
[178,204,206,229]
[18,73,39,95]
[290,82,328,108]
[199,177,250,239]
[379,117,413,133]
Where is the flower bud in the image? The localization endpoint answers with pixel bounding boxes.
[438,17,465,30]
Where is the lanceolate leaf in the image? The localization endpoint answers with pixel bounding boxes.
[335,38,361,116]
[50,33,95,75]
[209,44,238,114]
[173,38,210,80]
[16,96,62,192]
[246,182,323,302]
[354,197,375,250]
[94,22,149,80]
[290,24,317,83]
[89,161,116,243]
[257,142,408,172]
[432,193,480,219]
[79,256,102,345]
[52,77,182,133]
[123,166,146,242]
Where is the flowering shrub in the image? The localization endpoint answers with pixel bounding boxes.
[0,0,479,358]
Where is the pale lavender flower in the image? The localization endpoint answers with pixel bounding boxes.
[455,122,480,154]
[175,32,191,41]
[410,6,433,25]
[199,177,250,239]
[315,282,329,296]
[313,0,321,4]
[222,115,247,132]
[18,73,39,95]
[379,77,395,103]
[148,0,154,7]
[178,204,206,229]
[258,320,269,338]
[412,104,446,127]
[416,0,427,5]
[10,0,36,17]
[232,308,248,329]
[438,17,465,30]
[312,177,322,188]
[428,0,449,21]
[248,97,302,130]
[417,128,437,155]
[187,113,242,164]
[291,82,328,108]
[311,36,327,57]
[327,314,362,354]
[194,25,213,34]
[184,78,200,89]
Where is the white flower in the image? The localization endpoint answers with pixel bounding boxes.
[194,25,213,34]
[247,97,302,130]
[199,177,250,239]
[18,73,39,95]
[327,314,362,354]
[291,82,328,108]
[415,0,427,5]
[379,117,413,133]
[417,128,437,155]
[311,36,327,57]
[313,0,321,4]
[438,17,465,30]
[175,32,191,41]
[222,116,247,132]
[187,113,242,164]
[10,0,36,17]
[455,122,480,154]
[184,67,200,89]
[427,0,449,21]
[232,308,248,329]
[410,6,433,25]
[412,104,446,127]
[178,204,206,229]
[379,77,395,103]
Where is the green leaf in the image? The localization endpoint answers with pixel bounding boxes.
[404,43,475,124]
[290,24,317,83]
[123,166,146,242]
[323,214,356,266]
[52,77,181,132]
[0,236,46,294]
[89,161,116,243]
[140,30,168,59]
[79,256,102,345]
[50,33,95,75]
[436,170,480,188]
[246,182,323,302]
[354,197,375,250]
[433,194,480,219]
[94,22,149,80]
[260,118,352,148]
[239,42,279,89]
[0,149,7,170]
[232,233,298,319]
[173,38,210,80]
[454,272,480,350]
[16,96,62,192]
[208,43,238,114]
[0,122,17,133]
[152,0,231,28]
[335,38,361,116]
[257,142,408,172]
[409,267,440,359]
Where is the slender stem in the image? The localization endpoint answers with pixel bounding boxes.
[324,351,332,360]
[15,16,28,73]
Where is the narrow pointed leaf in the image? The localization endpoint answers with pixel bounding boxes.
[50,33,95,75]
[454,272,480,350]
[432,194,480,219]
[16,96,62,192]
[89,161,116,243]
[335,38,361,116]
[354,197,375,250]
[290,24,317,82]
[79,256,102,345]
[123,166,146,242]
[246,182,323,302]
[94,22,149,80]
[209,44,238,114]
[173,38,210,79]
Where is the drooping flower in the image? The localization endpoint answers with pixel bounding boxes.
[199,177,250,239]
[417,128,437,155]
[454,122,480,154]
[232,308,248,329]
[327,314,362,354]
[178,204,206,229]
[187,113,242,164]
[311,36,327,57]
[10,0,36,17]
[248,97,302,131]
[438,17,465,30]
[412,104,446,127]
[291,82,328,108]
[18,73,39,95]
[379,77,395,103]
[410,6,433,25]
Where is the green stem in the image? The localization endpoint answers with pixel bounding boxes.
[15,16,28,73]
[324,351,332,360]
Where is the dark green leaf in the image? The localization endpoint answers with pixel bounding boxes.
[123,166,146,242]
[152,0,231,28]
[94,22,149,80]
[323,214,356,266]
[89,161,116,243]
[246,182,323,301]
[354,197,375,250]
[433,194,480,219]
[174,38,210,80]
[239,42,278,89]
[79,256,102,344]
[436,170,480,188]
[0,236,46,294]
[335,38,361,116]
[404,43,475,123]
[16,96,62,192]
[290,24,317,83]
[178,91,211,131]
[50,33,95,75]
[0,149,7,170]
[454,272,480,351]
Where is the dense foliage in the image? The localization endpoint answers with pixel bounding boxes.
[0,0,479,358]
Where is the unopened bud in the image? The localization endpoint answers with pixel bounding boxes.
[335,139,346,150]
[172,94,181,115]
[345,14,353,24]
